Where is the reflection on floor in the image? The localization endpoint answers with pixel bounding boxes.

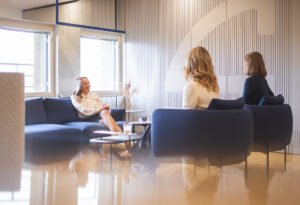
[1,144,300,205]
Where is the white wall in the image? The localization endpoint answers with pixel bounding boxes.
[124,0,300,153]
[0,7,22,19]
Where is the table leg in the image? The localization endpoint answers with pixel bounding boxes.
[110,144,113,170]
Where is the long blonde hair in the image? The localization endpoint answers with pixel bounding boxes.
[184,47,219,93]
[73,77,88,97]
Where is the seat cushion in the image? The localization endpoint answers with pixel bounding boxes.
[25,98,47,125]
[207,98,245,110]
[43,98,81,124]
[63,121,109,138]
[25,124,84,144]
[259,94,284,106]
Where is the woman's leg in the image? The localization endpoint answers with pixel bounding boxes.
[100,110,131,158]
[100,110,122,132]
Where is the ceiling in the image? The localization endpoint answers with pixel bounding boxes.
[0,0,76,10]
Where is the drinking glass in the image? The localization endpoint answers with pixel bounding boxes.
[123,122,132,134]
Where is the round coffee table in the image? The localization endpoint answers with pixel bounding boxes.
[90,132,141,160]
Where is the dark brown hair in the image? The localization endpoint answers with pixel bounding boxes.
[244,52,267,78]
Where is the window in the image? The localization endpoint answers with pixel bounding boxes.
[80,31,123,94]
[0,18,54,96]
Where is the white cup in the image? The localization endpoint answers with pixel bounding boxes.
[123,122,132,134]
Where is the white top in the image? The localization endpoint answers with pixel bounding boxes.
[71,93,103,118]
[182,80,220,109]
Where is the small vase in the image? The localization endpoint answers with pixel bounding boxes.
[125,97,132,110]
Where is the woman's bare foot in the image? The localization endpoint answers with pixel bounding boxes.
[119,150,131,158]
[111,149,131,160]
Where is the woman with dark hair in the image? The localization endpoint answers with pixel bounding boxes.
[71,77,122,132]
[242,52,274,105]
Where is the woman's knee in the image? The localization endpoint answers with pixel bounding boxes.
[100,110,111,118]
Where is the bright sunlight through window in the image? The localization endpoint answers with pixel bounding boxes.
[80,36,119,93]
[0,28,51,93]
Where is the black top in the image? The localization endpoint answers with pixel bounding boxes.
[242,75,274,105]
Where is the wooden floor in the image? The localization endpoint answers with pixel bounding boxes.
[2,146,300,205]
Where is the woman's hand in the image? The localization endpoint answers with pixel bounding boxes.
[99,104,110,112]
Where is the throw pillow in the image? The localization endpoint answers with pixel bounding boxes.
[259,94,284,106]
[207,97,245,110]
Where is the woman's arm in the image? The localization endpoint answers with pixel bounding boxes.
[71,95,100,116]
[242,78,252,104]
[182,82,198,109]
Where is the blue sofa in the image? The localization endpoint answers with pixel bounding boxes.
[246,104,293,169]
[151,108,254,166]
[25,97,125,146]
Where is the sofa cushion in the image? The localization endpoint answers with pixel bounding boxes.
[259,95,284,106]
[25,124,84,144]
[111,109,126,121]
[25,98,47,125]
[63,121,109,138]
[207,98,245,110]
[43,98,81,124]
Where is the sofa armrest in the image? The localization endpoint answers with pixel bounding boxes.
[111,109,126,121]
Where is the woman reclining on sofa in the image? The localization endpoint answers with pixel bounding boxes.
[71,77,129,157]
[71,77,122,132]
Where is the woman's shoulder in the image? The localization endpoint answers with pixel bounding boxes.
[184,80,200,88]
[245,75,264,84]
[70,94,81,104]
[183,80,199,91]
[71,94,81,100]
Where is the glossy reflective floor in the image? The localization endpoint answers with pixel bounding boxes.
[1,144,300,205]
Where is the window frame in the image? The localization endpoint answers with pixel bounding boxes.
[0,17,56,97]
[80,29,124,97]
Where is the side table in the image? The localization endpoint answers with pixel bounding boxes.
[125,109,147,122]
[130,121,151,133]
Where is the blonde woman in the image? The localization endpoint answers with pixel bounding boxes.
[71,77,122,132]
[183,46,220,109]
[181,47,220,186]
[71,77,131,158]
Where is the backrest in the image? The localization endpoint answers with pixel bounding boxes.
[43,97,81,124]
[258,94,284,106]
[151,108,254,165]
[246,104,293,152]
[25,98,47,125]
[110,109,126,121]
[207,97,245,110]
